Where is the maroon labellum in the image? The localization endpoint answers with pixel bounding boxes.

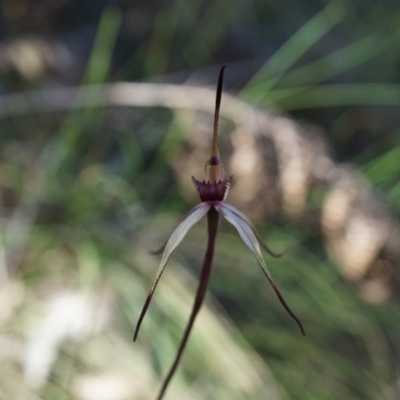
[192,176,232,203]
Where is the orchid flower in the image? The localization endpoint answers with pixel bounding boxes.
[134,66,305,400]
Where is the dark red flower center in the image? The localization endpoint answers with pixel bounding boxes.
[192,176,232,203]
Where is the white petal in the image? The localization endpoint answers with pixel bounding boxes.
[219,203,273,281]
[219,203,283,258]
[159,203,210,273]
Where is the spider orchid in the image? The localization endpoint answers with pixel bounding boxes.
[134,66,305,400]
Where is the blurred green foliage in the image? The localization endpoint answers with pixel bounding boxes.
[0,1,400,400]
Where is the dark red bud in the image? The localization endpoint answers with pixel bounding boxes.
[208,155,220,166]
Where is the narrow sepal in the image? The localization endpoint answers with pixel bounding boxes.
[134,203,211,342]
[211,66,226,157]
[219,203,305,335]
[149,240,167,256]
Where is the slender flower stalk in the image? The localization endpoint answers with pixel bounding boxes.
[134,66,305,400]
[157,207,219,400]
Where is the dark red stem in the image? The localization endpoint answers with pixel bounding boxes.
[156,207,220,400]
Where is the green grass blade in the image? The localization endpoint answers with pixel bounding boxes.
[83,6,122,84]
[47,7,122,178]
[143,11,177,77]
[241,1,346,99]
[270,34,378,88]
[265,83,400,110]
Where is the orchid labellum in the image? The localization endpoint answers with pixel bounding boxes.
[134,66,305,400]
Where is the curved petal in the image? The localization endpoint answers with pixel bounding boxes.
[221,203,283,257]
[219,203,305,335]
[134,202,211,341]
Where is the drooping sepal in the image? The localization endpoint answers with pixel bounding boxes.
[192,176,232,203]
[219,202,305,335]
[133,202,211,342]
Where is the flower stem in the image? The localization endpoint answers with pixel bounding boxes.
[156,207,220,400]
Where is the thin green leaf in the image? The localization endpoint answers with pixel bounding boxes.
[219,204,305,335]
[134,203,210,341]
